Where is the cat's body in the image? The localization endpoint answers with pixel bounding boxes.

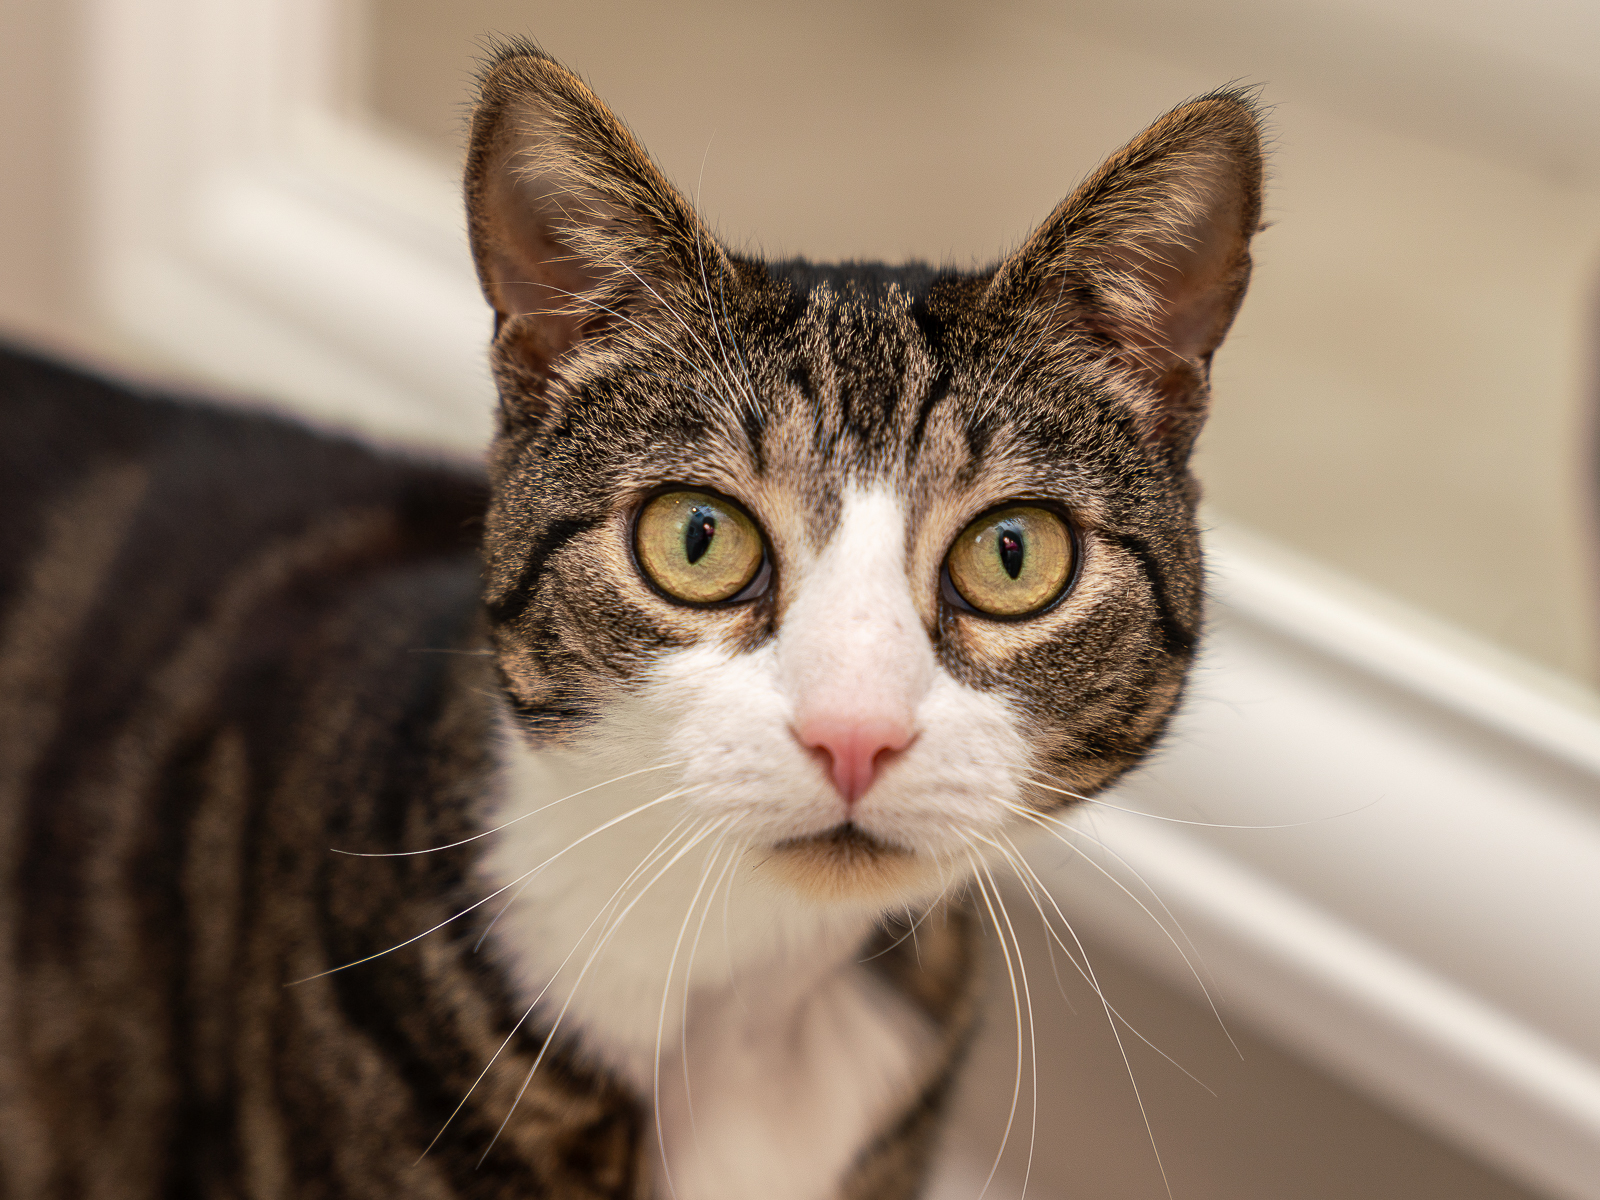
[0,43,1262,1200]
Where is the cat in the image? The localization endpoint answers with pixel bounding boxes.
[0,40,1262,1200]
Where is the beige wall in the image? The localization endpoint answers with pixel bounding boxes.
[0,0,91,356]
[369,0,1600,691]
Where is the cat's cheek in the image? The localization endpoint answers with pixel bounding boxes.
[640,643,835,815]
[849,676,1032,849]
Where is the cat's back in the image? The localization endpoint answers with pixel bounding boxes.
[0,345,490,745]
[0,344,487,669]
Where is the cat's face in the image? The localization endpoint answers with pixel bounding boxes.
[467,46,1261,910]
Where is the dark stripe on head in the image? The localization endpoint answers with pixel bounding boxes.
[487,517,602,626]
[907,368,952,462]
[1111,531,1197,656]
[766,259,943,304]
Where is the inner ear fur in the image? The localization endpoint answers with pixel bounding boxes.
[465,42,730,426]
[986,90,1265,462]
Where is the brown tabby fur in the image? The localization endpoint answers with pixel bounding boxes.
[0,40,1261,1200]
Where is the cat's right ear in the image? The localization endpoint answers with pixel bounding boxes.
[465,43,730,431]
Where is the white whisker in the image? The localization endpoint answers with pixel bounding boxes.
[977,854,1039,1200]
[329,761,681,857]
[691,144,761,421]
[479,815,736,1166]
[964,846,1027,1200]
[1007,802,1240,1059]
[682,838,741,1160]
[653,827,737,1198]
[990,831,1215,1095]
[610,256,750,420]
[414,812,702,1162]
[1017,769,1381,829]
[290,785,697,986]
[983,832,1176,1199]
[858,891,948,964]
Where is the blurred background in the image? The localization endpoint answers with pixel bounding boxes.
[4,1,1599,1196]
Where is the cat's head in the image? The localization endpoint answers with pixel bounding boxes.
[466,44,1262,910]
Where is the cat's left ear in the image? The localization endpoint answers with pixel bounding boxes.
[985,90,1265,462]
[465,43,733,431]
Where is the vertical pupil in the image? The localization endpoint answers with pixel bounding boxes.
[998,527,1024,579]
[684,507,717,564]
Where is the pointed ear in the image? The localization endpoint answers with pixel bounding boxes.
[465,44,731,430]
[985,90,1265,462]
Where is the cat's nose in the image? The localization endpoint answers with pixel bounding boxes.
[795,716,914,806]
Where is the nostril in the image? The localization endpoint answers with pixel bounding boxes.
[794,717,914,806]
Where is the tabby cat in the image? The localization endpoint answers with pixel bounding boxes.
[0,42,1262,1200]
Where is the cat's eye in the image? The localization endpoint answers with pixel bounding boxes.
[944,505,1075,618]
[634,490,767,605]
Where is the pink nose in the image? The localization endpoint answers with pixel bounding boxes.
[795,716,914,806]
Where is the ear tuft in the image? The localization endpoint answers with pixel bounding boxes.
[987,88,1267,462]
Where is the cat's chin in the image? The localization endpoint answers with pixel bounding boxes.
[762,824,932,905]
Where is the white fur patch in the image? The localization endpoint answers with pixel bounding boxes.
[481,487,1027,1199]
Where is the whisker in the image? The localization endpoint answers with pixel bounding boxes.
[292,785,698,986]
[989,831,1215,1095]
[714,254,760,414]
[1007,802,1240,1059]
[858,890,950,964]
[609,257,750,418]
[984,834,1176,1199]
[415,812,703,1162]
[654,829,736,1199]
[690,147,761,421]
[1055,806,1228,1003]
[965,846,1026,1200]
[329,761,681,857]
[480,815,736,1166]
[474,867,539,954]
[682,837,741,1162]
[976,855,1039,1200]
[1019,867,1078,1015]
[1016,769,1382,829]
[720,842,752,1016]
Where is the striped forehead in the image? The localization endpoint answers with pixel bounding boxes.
[664,281,1072,560]
[787,287,939,449]
[695,288,930,550]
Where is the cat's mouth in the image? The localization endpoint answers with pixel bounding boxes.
[777,822,904,858]
[764,823,922,902]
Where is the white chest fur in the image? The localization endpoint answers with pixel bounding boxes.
[482,723,938,1200]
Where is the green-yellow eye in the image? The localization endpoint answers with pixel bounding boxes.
[635,490,765,605]
[945,505,1074,617]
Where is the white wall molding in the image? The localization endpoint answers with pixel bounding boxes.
[86,2,1600,1196]
[89,0,495,454]
[1044,529,1600,1199]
